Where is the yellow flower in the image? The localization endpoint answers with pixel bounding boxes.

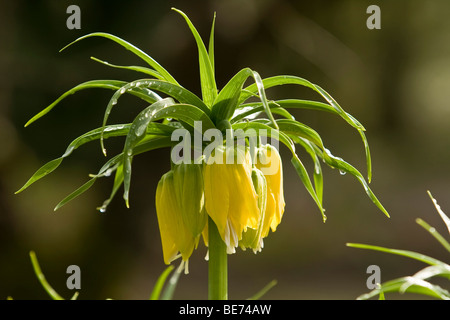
[173,163,207,238]
[239,167,267,253]
[155,168,204,268]
[256,144,285,237]
[203,145,260,253]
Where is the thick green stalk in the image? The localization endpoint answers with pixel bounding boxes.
[208,217,228,300]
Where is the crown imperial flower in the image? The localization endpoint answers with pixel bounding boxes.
[155,169,200,270]
[204,145,261,253]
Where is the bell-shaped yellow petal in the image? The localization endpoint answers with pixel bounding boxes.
[204,145,260,253]
[155,171,197,265]
[173,163,207,238]
[256,144,285,237]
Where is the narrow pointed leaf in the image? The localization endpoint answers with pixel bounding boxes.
[428,191,450,235]
[61,32,179,85]
[149,265,175,300]
[97,164,125,213]
[211,68,254,123]
[416,218,450,253]
[25,80,132,127]
[357,276,450,300]
[16,122,175,194]
[100,79,209,154]
[122,98,176,207]
[291,155,326,222]
[54,177,97,211]
[16,158,63,194]
[208,12,216,74]
[292,136,324,205]
[29,251,64,300]
[247,280,277,300]
[152,104,216,132]
[347,243,446,267]
[90,56,164,79]
[276,119,325,150]
[318,147,389,218]
[160,266,182,300]
[172,8,217,106]
[239,75,364,131]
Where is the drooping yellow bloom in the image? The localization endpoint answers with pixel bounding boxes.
[203,145,260,253]
[255,144,285,237]
[173,163,207,238]
[155,165,206,267]
[239,167,267,253]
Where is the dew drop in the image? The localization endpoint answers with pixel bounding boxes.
[135,125,146,137]
[120,88,126,94]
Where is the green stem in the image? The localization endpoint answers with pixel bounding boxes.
[208,217,228,300]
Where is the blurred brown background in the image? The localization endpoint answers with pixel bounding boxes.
[1,0,449,299]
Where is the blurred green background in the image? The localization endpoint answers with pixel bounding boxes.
[1,0,449,300]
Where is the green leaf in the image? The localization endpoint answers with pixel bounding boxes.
[322,148,388,217]
[251,71,279,129]
[239,75,364,131]
[90,56,164,79]
[132,136,175,156]
[236,98,372,182]
[291,154,326,222]
[54,156,123,211]
[97,163,124,213]
[25,80,134,127]
[152,104,216,132]
[416,218,450,253]
[29,251,64,300]
[15,158,63,194]
[357,276,450,300]
[54,177,98,211]
[276,119,325,151]
[428,191,450,235]
[122,100,215,207]
[247,280,277,300]
[346,243,446,267]
[149,265,175,300]
[122,98,176,207]
[291,136,324,205]
[211,68,255,123]
[172,8,217,107]
[99,79,209,155]
[16,122,174,194]
[160,266,182,300]
[61,32,179,85]
[208,12,216,74]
